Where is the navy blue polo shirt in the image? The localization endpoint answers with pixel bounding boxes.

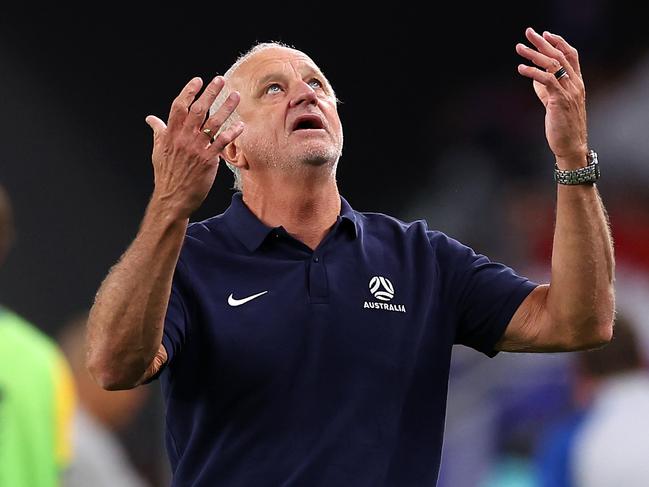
[155,191,537,487]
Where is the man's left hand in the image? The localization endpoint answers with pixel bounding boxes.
[516,27,588,169]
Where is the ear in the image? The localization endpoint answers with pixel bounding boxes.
[220,138,248,170]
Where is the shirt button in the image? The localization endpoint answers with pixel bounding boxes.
[313,256,319,263]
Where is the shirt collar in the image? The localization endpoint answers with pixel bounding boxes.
[223,191,359,252]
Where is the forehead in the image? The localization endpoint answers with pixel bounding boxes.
[233,47,326,85]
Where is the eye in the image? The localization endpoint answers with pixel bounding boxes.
[308,78,323,89]
[265,83,283,95]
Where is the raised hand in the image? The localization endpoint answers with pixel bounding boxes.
[145,76,244,219]
[516,27,588,168]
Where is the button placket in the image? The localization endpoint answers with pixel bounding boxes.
[308,253,328,303]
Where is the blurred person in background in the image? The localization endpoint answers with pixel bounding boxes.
[86,28,615,486]
[57,311,150,487]
[534,313,649,487]
[0,183,76,486]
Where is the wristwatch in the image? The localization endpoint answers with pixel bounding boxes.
[554,150,600,185]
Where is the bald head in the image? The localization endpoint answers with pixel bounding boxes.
[0,184,14,266]
[226,42,300,84]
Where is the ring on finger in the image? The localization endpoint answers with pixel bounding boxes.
[553,66,568,80]
[202,127,216,143]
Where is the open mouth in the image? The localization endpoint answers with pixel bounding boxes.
[291,114,325,132]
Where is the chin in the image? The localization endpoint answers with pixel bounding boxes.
[297,143,342,167]
[302,154,333,166]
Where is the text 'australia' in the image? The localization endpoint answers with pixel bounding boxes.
[363,301,407,313]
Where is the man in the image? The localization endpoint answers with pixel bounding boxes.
[87,27,615,486]
[0,184,76,486]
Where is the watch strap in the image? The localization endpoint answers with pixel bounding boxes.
[554,150,600,185]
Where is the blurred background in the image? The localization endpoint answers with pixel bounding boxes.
[1,3,648,486]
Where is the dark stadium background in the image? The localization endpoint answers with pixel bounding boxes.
[2,4,648,486]
[2,5,644,335]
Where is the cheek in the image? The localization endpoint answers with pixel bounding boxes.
[333,116,343,135]
[239,121,281,153]
[325,105,343,136]
[330,115,344,143]
[241,117,266,138]
[245,111,283,136]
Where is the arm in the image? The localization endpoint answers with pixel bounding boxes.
[497,28,615,352]
[86,76,244,390]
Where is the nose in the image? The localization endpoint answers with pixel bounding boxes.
[289,80,318,108]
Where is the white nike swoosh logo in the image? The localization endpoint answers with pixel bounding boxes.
[227,291,268,307]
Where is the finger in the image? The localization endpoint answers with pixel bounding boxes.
[145,115,167,140]
[515,43,573,87]
[525,27,577,80]
[542,31,582,78]
[206,121,245,156]
[182,76,226,136]
[201,91,241,135]
[517,64,565,94]
[516,43,562,74]
[167,77,203,134]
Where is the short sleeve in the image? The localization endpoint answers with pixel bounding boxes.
[431,231,538,356]
[144,257,192,382]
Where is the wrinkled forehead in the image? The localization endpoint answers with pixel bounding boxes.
[229,47,329,93]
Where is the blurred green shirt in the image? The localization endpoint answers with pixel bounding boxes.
[0,306,75,487]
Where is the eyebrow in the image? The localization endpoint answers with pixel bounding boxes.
[256,72,287,90]
[255,68,330,92]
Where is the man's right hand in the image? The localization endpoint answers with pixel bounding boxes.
[145,76,244,220]
[88,77,244,390]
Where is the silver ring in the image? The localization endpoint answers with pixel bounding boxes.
[554,66,568,80]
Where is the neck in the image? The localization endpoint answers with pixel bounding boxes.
[242,172,341,251]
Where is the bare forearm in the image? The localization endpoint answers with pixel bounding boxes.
[87,197,188,389]
[86,76,242,388]
[547,182,615,344]
[500,29,616,352]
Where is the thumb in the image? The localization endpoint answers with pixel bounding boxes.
[145,115,166,139]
